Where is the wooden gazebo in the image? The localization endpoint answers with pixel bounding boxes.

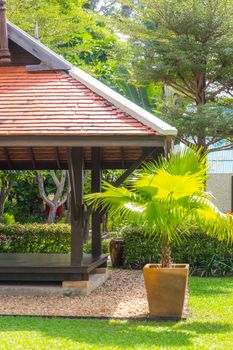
[0,1,177,283]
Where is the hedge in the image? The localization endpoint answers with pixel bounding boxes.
[0,224,109,254]
[1,224,232,276]
[0,224,70,253]
[121,226,233,276]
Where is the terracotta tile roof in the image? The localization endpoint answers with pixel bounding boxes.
[0,66,156,136]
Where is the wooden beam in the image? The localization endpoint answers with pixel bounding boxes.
[0,135,165,148]
[113,148,156,187]
[0,159,165,171]
[91,147,102,258]
[68,147,84,266]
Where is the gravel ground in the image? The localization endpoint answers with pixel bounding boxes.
[0,269,189,318]
[0,269,149,318]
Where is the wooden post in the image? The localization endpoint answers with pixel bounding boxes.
[0,0,11,64]
[68,147,84,266]
[165,136,174,158]
[91,147,102,258]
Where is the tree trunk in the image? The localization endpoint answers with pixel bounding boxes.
[102,213,108,234]
[0,180,12,223]
[0,199,5,223]
[160,238,172,267]
[47,205,57,224]
[37,170,68,224]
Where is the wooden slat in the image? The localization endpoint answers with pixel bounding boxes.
[29,147,36,169]
[3,147,12,169]
[55,147,61,169]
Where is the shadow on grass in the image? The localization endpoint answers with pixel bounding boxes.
[189,277,233,297]
[0,317,232,348]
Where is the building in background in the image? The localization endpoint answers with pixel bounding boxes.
[207,150,233,213]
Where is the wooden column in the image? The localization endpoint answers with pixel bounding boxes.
[0,0,11,64]
[68,147,84,266]
[165,136,174,158]
[91,147,102,258]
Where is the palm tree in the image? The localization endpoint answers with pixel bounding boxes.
[85,148,233,268]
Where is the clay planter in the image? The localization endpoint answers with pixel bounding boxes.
[109,238,124,267]
[143,263,189,319]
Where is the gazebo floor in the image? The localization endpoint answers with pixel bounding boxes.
[0,253,108,282]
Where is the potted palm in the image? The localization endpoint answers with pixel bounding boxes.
[85,149,233,319]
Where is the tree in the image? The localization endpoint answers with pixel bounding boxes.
[8,0,123,82]
[0,170,37,223]
[118,0,233,152]
[37,170,69,224]
[85,148,233,267]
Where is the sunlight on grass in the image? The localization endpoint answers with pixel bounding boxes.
[0,277,232,349]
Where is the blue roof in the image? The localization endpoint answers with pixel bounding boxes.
[208,150,233,174]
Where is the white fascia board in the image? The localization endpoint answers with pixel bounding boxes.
[70,67,177,136]
[7,21,72,70]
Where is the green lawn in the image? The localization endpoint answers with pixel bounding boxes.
[0,277,232,350]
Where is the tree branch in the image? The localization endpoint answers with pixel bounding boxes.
[37,171,54,207]
[166,81,195,100]
[177,72,196,94]
[176,136,197,148]
[50,170,60,188]
[208,143,233,153]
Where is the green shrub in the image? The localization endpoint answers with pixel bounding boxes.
[83,239,110,255]
[0,224,71,253]
[0,224,110,255]
[121,226,233,276]
[2,213,15,225]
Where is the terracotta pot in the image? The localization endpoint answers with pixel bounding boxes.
[109,238,124,267]
[143,263,189,319]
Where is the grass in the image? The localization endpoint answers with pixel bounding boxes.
[0,277,232,350]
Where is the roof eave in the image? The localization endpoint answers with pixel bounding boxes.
[70,67,177,136]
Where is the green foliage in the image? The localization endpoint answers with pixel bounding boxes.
[160,103,233,149]
[2,213,15,225]
[8,0,123,83]
[85,149,233,247]
[0,224,71,253]
[83,239,110,254]
[122,226,161,268]
[115,81,163,112]
[6,171,44,223]
[0,224,109,254]
[118,0,233,151]
[122,225,233,276]
[0,278,233,349]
